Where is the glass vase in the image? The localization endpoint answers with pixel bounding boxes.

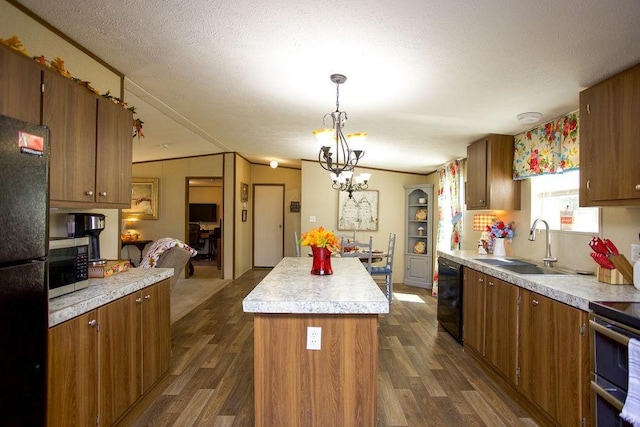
[310,245,333,275]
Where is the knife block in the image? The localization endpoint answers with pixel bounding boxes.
[597,266,631,285]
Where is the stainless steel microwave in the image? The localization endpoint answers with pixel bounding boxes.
[48,237,89,299]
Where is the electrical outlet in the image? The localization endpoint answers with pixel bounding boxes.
[306,326,321,350]
[632,244,640,264]
[309,216,316,223]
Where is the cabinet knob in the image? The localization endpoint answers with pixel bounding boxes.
[532,299,539,306]
[85,190,94,196]
[635,184,640,191]
[479,199,484,204]
[144,294,151,300]
[88,319,97,327]
[136,297,142,304]
[488,281,494,287]
[99,191,107,197]
[478,278,484,283]
[586,180,591,190]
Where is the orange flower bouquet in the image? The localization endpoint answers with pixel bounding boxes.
[299,227,341,253]
[300,227,340,275]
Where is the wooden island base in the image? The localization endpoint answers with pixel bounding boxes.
[253,313,378,426]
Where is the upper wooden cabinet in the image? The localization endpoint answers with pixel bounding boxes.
[579,63,640,206]
[96,96,133,206]
[466,134,521,210]
[43,70,98,205]
[0,44,42,123]
[0,44,133,208]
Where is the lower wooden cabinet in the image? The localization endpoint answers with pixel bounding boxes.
[462,268,518,384]
[462,268,485,353]
[463,268,589,426]
[48,279,171,426]
[484,275,518,384]
[47,310,98,426]
[518,288,589,427]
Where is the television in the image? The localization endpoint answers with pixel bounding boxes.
[189,203,217,223]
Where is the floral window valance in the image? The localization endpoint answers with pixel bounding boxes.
[513,110,579,179]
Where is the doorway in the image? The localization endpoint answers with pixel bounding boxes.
[253,184,284,267]
[187,177,223,278]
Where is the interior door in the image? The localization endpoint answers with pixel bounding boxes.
[253,184,284,267]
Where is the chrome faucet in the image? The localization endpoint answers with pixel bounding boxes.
[529,218,558,267]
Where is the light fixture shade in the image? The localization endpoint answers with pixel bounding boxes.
[347,132,368,145]
[313,128,335,145]
[270,160,278,168]
[359,172,371,181]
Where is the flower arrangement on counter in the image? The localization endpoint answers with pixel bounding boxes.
[487,220,515,239]
[299,226,341,253]
[0,35,144,140]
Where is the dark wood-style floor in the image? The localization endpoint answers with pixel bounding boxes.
[124,269,537,426]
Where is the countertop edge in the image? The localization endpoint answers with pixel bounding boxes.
[48,268,174,327]
[437,250,640,311]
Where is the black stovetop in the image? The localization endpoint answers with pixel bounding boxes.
[590,301,640,330]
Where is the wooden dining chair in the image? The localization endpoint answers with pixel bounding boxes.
[370,233,396,303]
[340,236,373,273]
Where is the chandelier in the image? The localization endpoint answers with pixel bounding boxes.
[313,74,367,177]
[331,170,371,199]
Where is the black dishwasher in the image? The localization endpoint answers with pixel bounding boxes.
[437,257,463,343]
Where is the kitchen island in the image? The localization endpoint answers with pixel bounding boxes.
[243,257,389,427]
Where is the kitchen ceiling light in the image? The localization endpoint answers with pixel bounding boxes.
[269,160,278,168]
[517,112,542,124]
[313,74,367,179]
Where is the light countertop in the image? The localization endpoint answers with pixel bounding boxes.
[48,268,174,327]
[438,250,640,311]
[242,257,390,314]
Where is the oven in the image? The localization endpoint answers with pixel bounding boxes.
[589,301,640,426]
[48,237,89,299]
[437,256,463,343]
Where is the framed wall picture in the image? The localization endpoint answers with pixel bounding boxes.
[122,178,159,220]
[338,190,378,231]
[242,209,247,222]
[241,182,249,202]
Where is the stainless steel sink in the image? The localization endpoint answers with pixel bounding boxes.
[473,258,567,275]
[473,258,536,267]
[498,264,567,275]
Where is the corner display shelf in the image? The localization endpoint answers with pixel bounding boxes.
[404,184,434,288]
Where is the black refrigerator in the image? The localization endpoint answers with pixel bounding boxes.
[0,114,49,425]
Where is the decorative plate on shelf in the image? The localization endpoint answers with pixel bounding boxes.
[415,209,427,221]
[413,241,426,254]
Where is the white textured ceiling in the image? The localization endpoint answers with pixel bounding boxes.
[16,0,640,173]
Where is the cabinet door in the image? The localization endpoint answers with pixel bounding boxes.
[0,44,41,123]
[98,292,142,426]
[96,96,133,206]
[484,277,518,383]
[580,65,640,205]
[518,289,588,426]
[404,255,431,288]
[48,310,98,426]
[142,279,171,392]
[466,139,488,209]
[43,70,97,203]
[462,268,485,353]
